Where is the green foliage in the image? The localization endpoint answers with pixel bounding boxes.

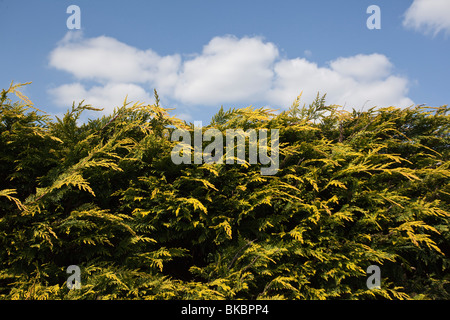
[0,82,449,300]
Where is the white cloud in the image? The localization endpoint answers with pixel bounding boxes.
[329,54,392,82]
[48,32,413,115]
[49,32,180,94]
[403,0,450,36]
[174,35,278,105]
[267,55,412,109]
[49,82,152,114]
[268,58,347,107]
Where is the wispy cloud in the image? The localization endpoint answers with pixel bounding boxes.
[48,32,413,114]
[403,0,450,36]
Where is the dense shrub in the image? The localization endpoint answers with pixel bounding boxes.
[0,82,449,299]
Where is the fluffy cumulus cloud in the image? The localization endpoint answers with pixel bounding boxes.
[268,54,412,108]
[329,54,392,82]
[173,36,278,105]
[49,32,180,97]
[49,82,152,111]
[403,0,450,36]
[48,32,413,116]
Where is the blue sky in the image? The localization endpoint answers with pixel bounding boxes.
[1,0,449,124]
